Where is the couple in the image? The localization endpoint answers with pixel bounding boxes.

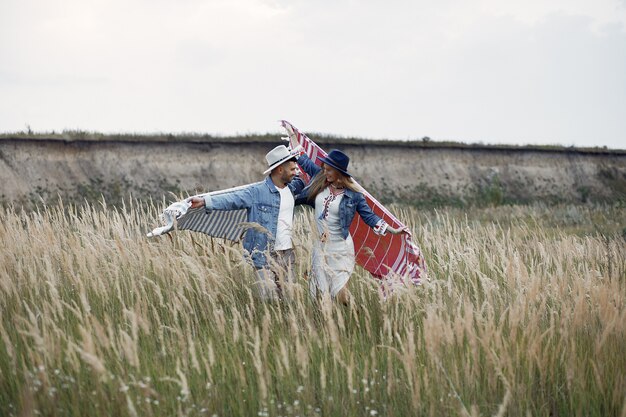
[190,144,408,303]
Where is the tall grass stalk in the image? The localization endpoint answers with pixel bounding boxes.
[0,201,624,416]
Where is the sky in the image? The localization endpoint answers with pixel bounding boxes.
[1,0,625,148]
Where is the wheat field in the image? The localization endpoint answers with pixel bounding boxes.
[0,200,624,417]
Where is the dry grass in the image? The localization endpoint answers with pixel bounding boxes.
[0,200,624,416]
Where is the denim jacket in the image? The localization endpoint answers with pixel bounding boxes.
[203,176,305,268]
[296,154,384,239]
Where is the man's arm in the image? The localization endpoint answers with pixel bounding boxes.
[189,187,254,211]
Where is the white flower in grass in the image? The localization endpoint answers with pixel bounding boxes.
[370,410,378,416]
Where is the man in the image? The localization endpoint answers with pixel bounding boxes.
[189,145,304,300]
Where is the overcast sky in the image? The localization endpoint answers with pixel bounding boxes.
[1,0,625,148]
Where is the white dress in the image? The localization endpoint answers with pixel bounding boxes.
[309,187,355,299]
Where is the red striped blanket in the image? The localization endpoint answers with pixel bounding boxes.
[281,120,426,283]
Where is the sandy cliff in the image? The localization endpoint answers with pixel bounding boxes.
[1,137,624,207]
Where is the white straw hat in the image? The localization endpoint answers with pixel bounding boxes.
[263,145,299,175]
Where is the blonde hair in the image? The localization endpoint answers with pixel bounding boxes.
[306,163,361,202]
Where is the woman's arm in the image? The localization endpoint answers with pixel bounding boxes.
[385,225,411,235]
[297,154,322,178]
[355,194,410,236]
[287,176,306,196]
[354,193,382,228]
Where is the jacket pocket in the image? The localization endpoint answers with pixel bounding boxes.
[255,203,275,224]
[344,201,356,218]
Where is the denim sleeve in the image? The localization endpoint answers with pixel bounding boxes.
[294,190,314,207]
[287,176,306,195]
[355,193,383,228]
[203,187,253,212]
[297,154,322,177]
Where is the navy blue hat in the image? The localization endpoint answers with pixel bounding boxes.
[320,149,351,177]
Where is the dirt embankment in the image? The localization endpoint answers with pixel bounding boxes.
[0,137,624,208]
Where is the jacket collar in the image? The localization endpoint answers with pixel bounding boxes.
[264,176,280,193]
[343,188,356,199]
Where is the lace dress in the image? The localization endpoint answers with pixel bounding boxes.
[309,186,355,298]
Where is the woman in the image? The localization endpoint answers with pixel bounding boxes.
[295,148,408,304]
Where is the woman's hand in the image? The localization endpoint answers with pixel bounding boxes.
[388,225,411,235]
[281,132,300,152]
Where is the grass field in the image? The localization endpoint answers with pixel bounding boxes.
[0,201,624,416]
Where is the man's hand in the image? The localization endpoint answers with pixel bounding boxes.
[189,197,205,209]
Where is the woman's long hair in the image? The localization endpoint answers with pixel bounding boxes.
[306,163,361,202]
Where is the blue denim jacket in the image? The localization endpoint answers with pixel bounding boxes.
[203,176,305,268]
[296,154,383,239]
